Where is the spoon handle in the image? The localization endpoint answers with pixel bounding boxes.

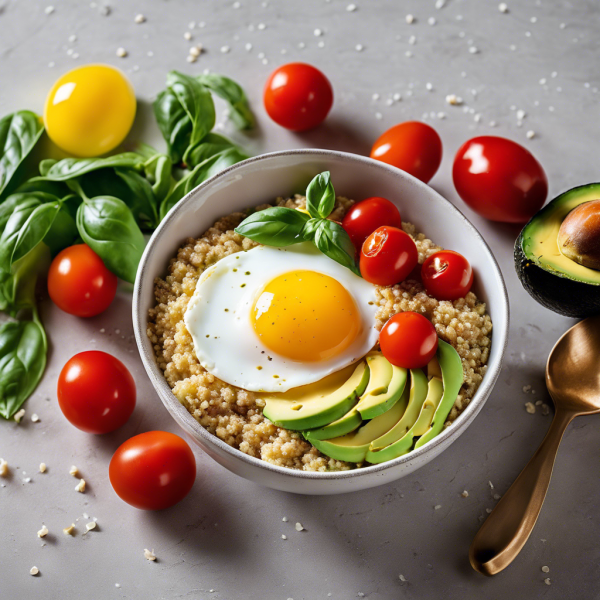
[469,407,575,576]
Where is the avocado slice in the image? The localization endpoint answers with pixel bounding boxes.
[262,361,369,430]
[365,375,443,464]
[515,183,600,317]
[357,359,407,420]
[306,395,408,463]
[366,368,428,452]
[305,354,407,440]
[414,340,464,449]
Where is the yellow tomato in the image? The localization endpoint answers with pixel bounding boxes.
[44,64,136,157]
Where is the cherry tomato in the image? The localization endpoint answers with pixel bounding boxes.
[379,312,438,369]
[370,121,443,183]
[452,136,548,223]
[109,431,196,510]
[360,226,418,286]
[48,244,117,317]
[264,63,333,131]
[342,197,402,250]
[421,250,474,301]
[57,351,136,434]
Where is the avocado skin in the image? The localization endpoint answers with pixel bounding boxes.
[514,234,600,318]
[514,183,600,318]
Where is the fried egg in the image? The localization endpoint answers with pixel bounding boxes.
[184,242,379,392]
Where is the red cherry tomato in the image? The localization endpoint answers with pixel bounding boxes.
[421,250,474,301]
[264,63,333,131]
[360,226,418,286]
[370,121,443,183]
[379,312,438,369]
[48,244,117,317]
[109,431,196,510]
[452,136,548,223]
[57,351,136,434]
[342,197,402,250]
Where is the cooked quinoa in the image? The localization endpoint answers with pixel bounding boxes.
[148,195,493,471]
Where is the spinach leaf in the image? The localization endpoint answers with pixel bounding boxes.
[143,153,173,203]
[167,71,216,149]
[313,219,360,276]
[306,171,335,219]
[183,133,237,169]
[159,147,248,220]
[234,207,309,246]
[76,196,146,283]
[0,111,44,198]
[196,74,255,130]
[0,316,47,420]
[153,88,192,164]
[41,153,145,181]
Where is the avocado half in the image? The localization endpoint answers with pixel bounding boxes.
[515,183,600,318]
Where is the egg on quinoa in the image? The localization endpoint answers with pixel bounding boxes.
[148,192,492,472]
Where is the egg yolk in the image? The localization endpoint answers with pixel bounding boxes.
[44,64,136,157]
[252,270,361,362]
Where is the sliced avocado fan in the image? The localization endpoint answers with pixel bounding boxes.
[262,361,369,430]
[414,340,463,449]
[305,396,408,463]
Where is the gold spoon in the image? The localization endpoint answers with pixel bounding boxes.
[470,314,600,576]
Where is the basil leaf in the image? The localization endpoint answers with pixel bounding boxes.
[235,207,309,246]
[0,195,45,268]
[153,88,192,164]
[39,158,57,177]
[11,201,62,264]
[42,199,79,255]
[0,317,47,419]
[0,193,41,236]
[114,169,159,230]
[16,177,70,198]
[76,196,146,283]
[167,71,216,150]
[196,74,255,130]
[0,111,44,198]
[41,153,145,181]
[144,153,173,203]
[135,142,160,160]
[183,133,237,169]
[300,217,322,242]
[306,171,335,219]
[313,219,360,276]
[159,147,248,220]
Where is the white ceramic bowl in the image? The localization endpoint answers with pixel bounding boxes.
[132,149,509,495]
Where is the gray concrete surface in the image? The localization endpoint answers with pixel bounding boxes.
[1,0,599,598]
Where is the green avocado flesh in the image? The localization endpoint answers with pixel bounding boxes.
[515,183,600,318]
[265,344,463,465]
[262,361,369,430]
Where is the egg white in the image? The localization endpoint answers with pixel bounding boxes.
[184,242,379,392]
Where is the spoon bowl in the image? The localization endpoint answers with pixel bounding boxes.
[470,314,600,576]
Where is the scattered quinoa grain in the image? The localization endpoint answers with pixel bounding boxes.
[39,463,46,473]
[85,522,96,531]
[295,522,304,531]
[30,566,39,576]
[144,548,157,561]
[525,402,536,414]
[75,479,86,493]
[0,459,8,477]
[116,47,128,58]
[134,13,146,23]
[14,408,25,423]
[461,490,469,498]
[405,14,414,24]
[63,523,76,536]
[69,466,79,477]
[527,130,536,139]
[281,534,287,540]
[31,413,40,422]
[399,574,407,582]
[37,525,49,538]
[542,565,550,573]
[544,578,551,585]
[498,2,508,12]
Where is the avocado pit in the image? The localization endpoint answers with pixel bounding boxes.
[558,200,600,270]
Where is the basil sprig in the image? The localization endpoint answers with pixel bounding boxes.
[235,172,360,276]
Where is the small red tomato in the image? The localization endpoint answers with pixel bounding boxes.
[452,136,548,223]
[48,244,117,317]
[109,431,196,510]
[370,121,443,183]
[264,62,333,131]
[342,197,402,250]
[360,226,418,286]
[379,312,438,369]
[421,250,474,301]
[57,351,136,434]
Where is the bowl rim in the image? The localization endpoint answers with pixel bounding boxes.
[133,148,509,481]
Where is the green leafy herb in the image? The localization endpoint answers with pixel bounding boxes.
[76,195,146,284]
[234,207,309,246]
[40,153,145,181]
[312,219,360,276]
[114,169,159,230]
[143,153,173,202]
[160,147,248,220]
[306,171,335,219]
[0,316,47,419]
[0,111,44,198]
[196,73,255,130]
[183,133,237,169]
